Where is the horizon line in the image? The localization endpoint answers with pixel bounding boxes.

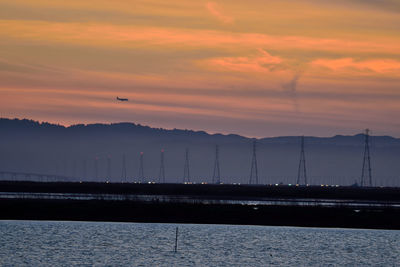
[1,117,396,140]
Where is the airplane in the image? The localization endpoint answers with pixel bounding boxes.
[116,97,129,102]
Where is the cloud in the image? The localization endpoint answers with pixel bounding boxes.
[0,1,400,137]
[311,0,400,13]
[204,49,284,73]
[0,20,399,55]
[311,58,400,75]
[0,57,64,75]
[206,2,234,24]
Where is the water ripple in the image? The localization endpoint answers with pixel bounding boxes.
[0,221,399,266]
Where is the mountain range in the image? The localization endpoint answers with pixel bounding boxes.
[1,118,399,186]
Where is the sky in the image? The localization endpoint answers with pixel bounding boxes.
[0,0,399,137]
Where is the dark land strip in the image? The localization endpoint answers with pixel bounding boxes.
[1,181,399,229]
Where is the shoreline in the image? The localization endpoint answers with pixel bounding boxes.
[1,181,400,230]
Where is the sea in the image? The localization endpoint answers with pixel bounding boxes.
[0,221,399,266]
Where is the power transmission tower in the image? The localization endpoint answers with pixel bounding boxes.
[72,160,77,178]
[56,162,60,176]
[121,154,127,182]
[63,157,67,176]
[249,139,258,184]
[296,136,307,185]
[212,145,221,184]
[107,155,111,181]
[82,159,87,180]
[360,129,372,187]
[183,148,190,183]
[139,152,144,181]
[94,157,98,180]
[158,149,166,183]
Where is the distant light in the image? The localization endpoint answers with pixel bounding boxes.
[288,184,292,186]
[275,184,279,186]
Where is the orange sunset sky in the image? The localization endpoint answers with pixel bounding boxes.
[0,0,399,137]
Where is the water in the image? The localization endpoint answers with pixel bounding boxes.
[2,192,399,208]
[0,221,399,266]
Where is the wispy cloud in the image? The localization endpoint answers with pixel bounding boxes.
[205,49,284,73]
[1,20,398,55]
[311,58,400,75]
[206,2,234,24]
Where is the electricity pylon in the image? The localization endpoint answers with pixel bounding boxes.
[139,152,144,181]
[107,155,111,181]
[82,159,87,180]
[212,145,221,184]
[121,154,127,181]
[183,148,190,183]
[249,139,258,184]
[94,157,98,180]
[360,129,372,187]
[296,136,307,185]
[158,149,166,183]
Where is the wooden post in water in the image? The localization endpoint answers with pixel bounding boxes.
[174,227,179,252]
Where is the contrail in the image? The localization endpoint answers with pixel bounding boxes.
[282,72,303,111]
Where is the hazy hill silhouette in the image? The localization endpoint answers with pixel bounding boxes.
[1,118,399,186]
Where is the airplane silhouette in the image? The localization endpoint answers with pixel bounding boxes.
[116,97,128,102]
